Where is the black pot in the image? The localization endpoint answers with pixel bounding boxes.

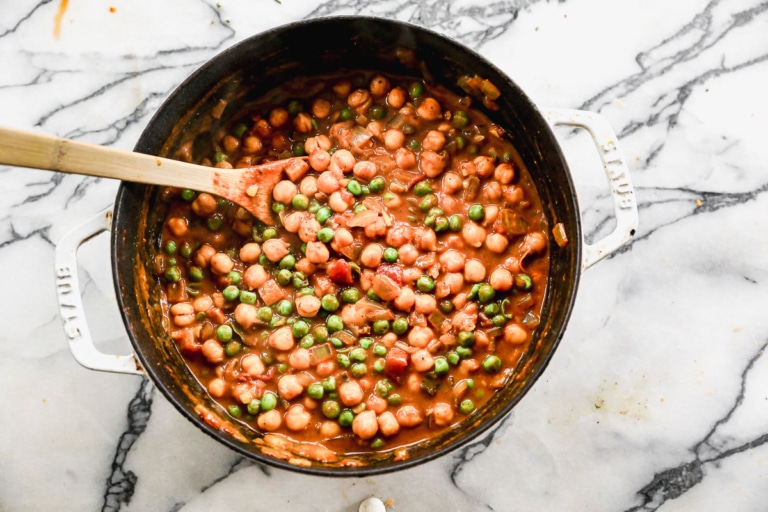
[109,16,623,476]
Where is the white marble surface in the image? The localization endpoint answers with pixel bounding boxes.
[1,0,767,510]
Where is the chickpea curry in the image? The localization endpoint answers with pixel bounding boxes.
[159,71,553,461]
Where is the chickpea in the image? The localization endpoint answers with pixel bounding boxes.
[295,294,322,318]
[309,149,331,172]
[201,339,225,364]
[208,378,227,398]
[394,147,417,169]
[241,353,265,376]
[295,258,316,275]
[364,217,387,238]
[353,160,378,182]
[269,107,290,128]
[333,80,352,97]
[209,252,234,275]
[415,228,437,252]
[317,169,341,193]
[416,97,442,120]
[485,233,509,254]
[377,410,400,437]
[320,420,342,438]
[328,190,354,213]
[331,228,353,250]
[464,259,487,283]
[437,272,464,297]
[305,241,330,264]
[347,89,372,110]
[383,129,405,151]
[421,130,446,151]
[312,98,332,118]
[282,212,304,233]
[369,74,391,96]
[489,268,513,292]
[170,302,194,317]
[241,135,263,154]
[397,244,419,265]
[262,238,291,262]
[234,303,260,329]
[439,249,466,273]
[269,325,296,352]
[396,405,424,428]
[461,222,487,248]
[244,264,268,290]
[273,180,298,204]
[352,410,379,440]
[366,120,385,140]
[329,149,356,174]
[402,267,421,284]
[414,294,437,315]
[191,193,218,217]
[394,286,416,311]
[494,162,515,184]
[305,134,332,153]
[239,242,262,264]
[483,181,502,201]
[192,295,213,312]
[419,150,447,178]
[442,172,463,195]
[257,409,282,431]
[285,405,312,431]
[277,373,305,400]
[504,184,525,205]
[387,87,407,108]
[408,326,435,349]
[316,360,336,377]
[166,217,188,237]
[360,243,384,268]
[214,160,233,169]
[520,232,547,257]
[432,402,455,427]
[504,323,529,344]
[386,224,414,248]
[289,348,312,371]
[338,380,364,407]
[366,393,388,414]
[474,156,495,178]
[194,244,217,268]
[298,216,321,243]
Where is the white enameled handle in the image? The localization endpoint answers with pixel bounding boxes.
[55,208,144,376]
[543,108,638,270]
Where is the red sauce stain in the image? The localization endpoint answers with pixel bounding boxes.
[53,0,69,39]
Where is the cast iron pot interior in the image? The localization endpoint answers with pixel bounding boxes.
[111,16,582,475]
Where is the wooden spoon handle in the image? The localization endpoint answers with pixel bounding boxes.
[0,126,219,194]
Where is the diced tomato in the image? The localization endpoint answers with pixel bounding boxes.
[377,263,403,286]
[327,259,354,285]
[385,347,409,379]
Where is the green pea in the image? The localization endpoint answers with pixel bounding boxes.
[349,348,367,362]
[164,240,177,255]
[292,272,308,289]
[459,399,475,414]
[359,337,374,350]
[402,123,416,136]
[299,333,315,349]
[478,284,496,304]
[179,243,192,259]
[369,177,385,193]
[322,376,336,392]
[164,267,181,283]
[434,356,450,375]
[292,194,309,211]
[262,227,278,240]
[456,346,473,359]
[207,213,224,231]
[492,314,507,327]
[353,203,367,214]
[277,299,293,316]
[292,320,310,339]
[376,379,393,397]
[292,143,306,157]
[279,254,296,270]
[247,399,261,415]
[452,110,470,128]
[326,315,344,332]
[261,392,278,411]
[258,254,270,267]
[336,353,350,368]
[256,306,273,323]
[453,135,467,151]
[373,358,386,373]
[227,271,242,285]
[468,204,485,222]
[416,275,435,293]
[277,362,288,374]
[419,194,438,212]
[447,352,460,365]
[308,199,321,214]
[307,383,325,400]
[316,206,333,225]
[321,294,340,312]
[369,105,386,120]
[350,363,367,378]
[373,319,390,335]
[413,181,433,197]
[408,139,421,151]
[313,325,329,343]
[373,344,387,357]
[227,404,242,418]
[424,214,437,228]
[392,317,409,335]
[317,227,335,244]
[515,274,533,290]
[367,289,381,302]
[458,331,475,347]
[439,300,454,314]
[180,189,196,202]
[484,303,501,316]
[216,324,233,342]
[287,99,303,114]
[434,216,450,233]
[383,247,399,263]
[371,437,385,450]
[232,122,249,138]
[409,81,424,98]
[387,393,402,406]
[339,108,355,121]
[239,290,257,305]
[322,400,341,419]
[220,285,238,302]
[346,180,363,196]
[276,268,293,286]
[224,341,241,357]
[188,266,205,282]
[341,288,361,304]
[338,409,355,427]
[482,354,502,373]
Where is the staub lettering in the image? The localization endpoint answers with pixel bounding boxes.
[602,141,635,210]
[56,266,81,340]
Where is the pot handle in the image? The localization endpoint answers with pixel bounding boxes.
[543,108,638,270]
[55,208,144,376]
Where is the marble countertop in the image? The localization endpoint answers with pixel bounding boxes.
[2,0,767,510]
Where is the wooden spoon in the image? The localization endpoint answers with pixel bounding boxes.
[0,126,308,225]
